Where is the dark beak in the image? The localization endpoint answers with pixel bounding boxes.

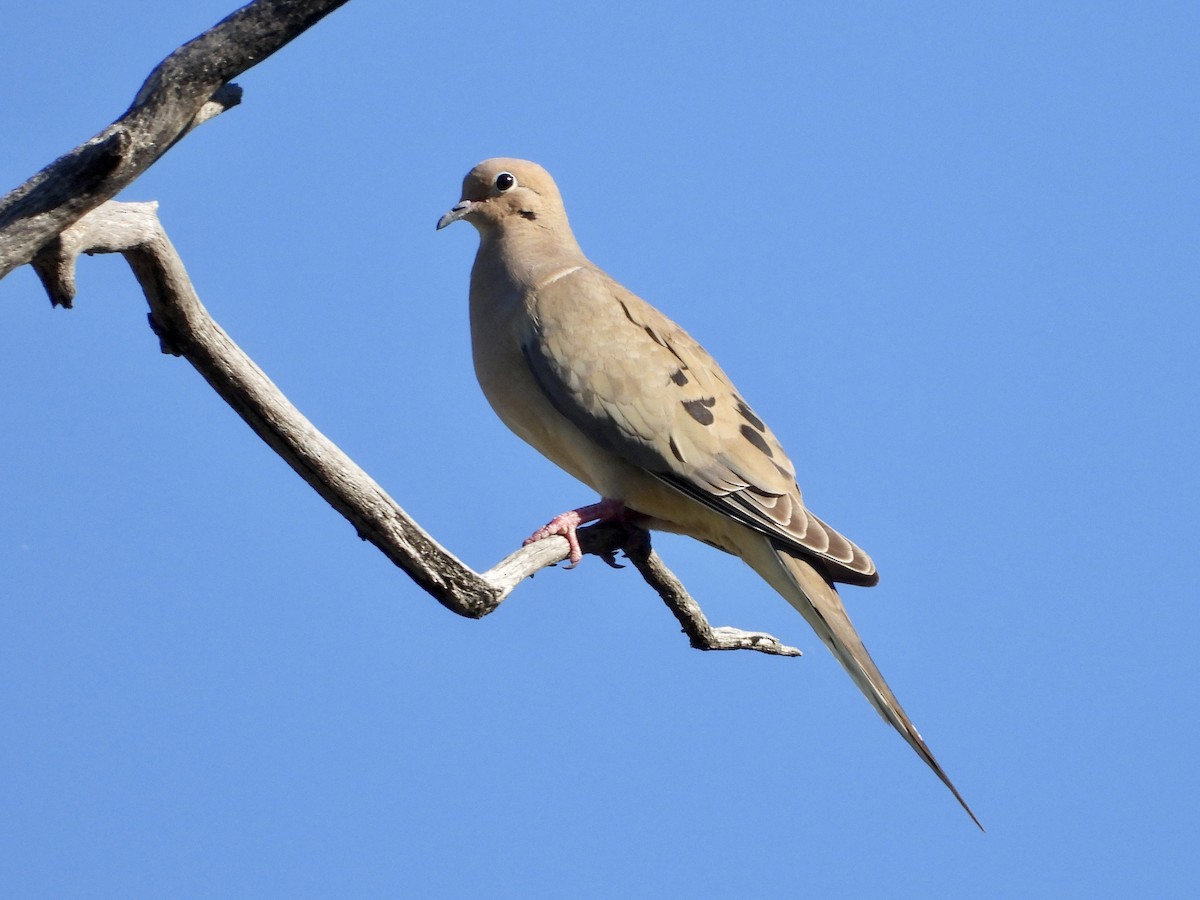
[436,200,474,230]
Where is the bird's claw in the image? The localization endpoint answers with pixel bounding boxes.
[599,549,626,569]
[523,498,628,568]
[524,511,586,566]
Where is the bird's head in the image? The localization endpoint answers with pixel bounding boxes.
[437,158,568,234]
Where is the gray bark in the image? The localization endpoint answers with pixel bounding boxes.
[3,2,801,657]
[0,0,351,281]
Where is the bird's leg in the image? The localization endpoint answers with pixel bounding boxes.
[524,498,628,567]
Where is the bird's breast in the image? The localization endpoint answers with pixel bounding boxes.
[466,269,753,554]
[468,278,626,496]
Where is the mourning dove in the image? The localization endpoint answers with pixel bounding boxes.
[438,158,981,829]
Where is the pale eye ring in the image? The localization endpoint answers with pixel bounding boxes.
[494,172,516,192]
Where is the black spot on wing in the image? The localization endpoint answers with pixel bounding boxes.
[736,399,766,432]
[740,424,774,457]
[670,368,689,386]
[682,397,716,425]
[644,326,667,347]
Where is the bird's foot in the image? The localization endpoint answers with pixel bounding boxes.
[524,498,628,568]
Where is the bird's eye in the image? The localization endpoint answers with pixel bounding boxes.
[494,172,516,192]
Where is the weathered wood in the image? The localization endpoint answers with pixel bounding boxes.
[29,200,802,655]
[0,0,351,280]
[6,0,801,655]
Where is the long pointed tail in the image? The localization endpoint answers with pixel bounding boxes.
[743,536,983,830]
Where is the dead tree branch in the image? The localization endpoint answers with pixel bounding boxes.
[0,0,351,280]
[29,201,801,655]
[4,0,798,654]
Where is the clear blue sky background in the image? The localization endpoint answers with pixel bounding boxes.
[2,1,1197,896]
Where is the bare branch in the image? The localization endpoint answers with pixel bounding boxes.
[30,201,801,656]
[620,531,802,656]
[0,0,350,280]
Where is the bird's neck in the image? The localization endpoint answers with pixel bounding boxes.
[473,220,588,292]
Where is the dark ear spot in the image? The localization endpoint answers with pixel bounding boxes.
[519,210,537,220]
[682,397,716,425]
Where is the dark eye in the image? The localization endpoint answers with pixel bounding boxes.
[495,172,516,192]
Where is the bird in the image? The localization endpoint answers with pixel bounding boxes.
[438,158,981,829]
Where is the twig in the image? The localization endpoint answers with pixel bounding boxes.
[620,531,801,656]
[28,200,801,655]
[0,0,350,279]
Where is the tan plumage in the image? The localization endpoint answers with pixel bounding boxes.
[438,158,980,829]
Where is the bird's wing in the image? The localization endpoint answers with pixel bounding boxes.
[521,266,877,585]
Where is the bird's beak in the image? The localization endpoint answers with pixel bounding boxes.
[436,200,474,230]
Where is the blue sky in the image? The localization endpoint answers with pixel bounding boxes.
[2,1,1198,896]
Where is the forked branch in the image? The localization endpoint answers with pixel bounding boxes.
[29,201,802,656]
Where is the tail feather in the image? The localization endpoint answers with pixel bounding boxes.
[745,536,983,830]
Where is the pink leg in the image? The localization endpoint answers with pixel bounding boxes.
[524,498,628,567]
